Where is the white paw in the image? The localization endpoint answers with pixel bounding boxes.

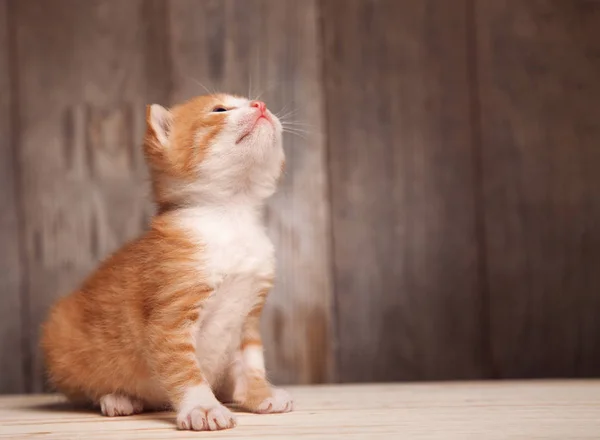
[177,404,237,431]
[100,394,144,417]
[257,388,293,414]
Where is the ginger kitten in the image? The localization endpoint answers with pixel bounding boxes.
[40,94,292,431]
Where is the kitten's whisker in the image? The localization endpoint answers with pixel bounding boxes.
[254,80,282,102]
[187,76,215,95]
[281,121,315,128]
[275,98,300,116]
[252,45,263,100]
[284,129,312,137]
[248,72,253,101]
[277,109,299,121]
[275,103,295,114]
[283,130,309,141]
[276,103,291,117]
[252,82,265,101]
[281,123,312,131]
[283,126,312,135]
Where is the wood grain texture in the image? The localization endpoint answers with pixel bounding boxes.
[476,1,600,378]
[12,0,168,391]
[0,0,25,394]
[321,0,485,382]
[168,0,335,384]
[2,381,600,439]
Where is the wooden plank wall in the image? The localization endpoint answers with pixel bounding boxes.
[1,0,599,393]
[476,0,600,378]
[321,0,485,382]
[0,0,25,394]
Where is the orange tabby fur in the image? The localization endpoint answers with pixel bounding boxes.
[41,94,292,431]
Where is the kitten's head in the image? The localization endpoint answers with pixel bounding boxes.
[144,93,284,209]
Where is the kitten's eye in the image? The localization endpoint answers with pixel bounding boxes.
[212,106,228,113]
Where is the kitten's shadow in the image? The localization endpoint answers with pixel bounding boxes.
[226,403,255,414]
[25,400,245,416]
[26,400,96,414]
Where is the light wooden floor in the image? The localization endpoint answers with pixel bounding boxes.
[1,381,600,439]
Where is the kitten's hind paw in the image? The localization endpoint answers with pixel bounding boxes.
[99,394,144,417]
[256,388,294,414]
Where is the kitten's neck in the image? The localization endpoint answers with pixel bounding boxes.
[166,202,266,235]
[153,173,277,215]
[156,196,265,219]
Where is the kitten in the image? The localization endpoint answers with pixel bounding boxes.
[40,94,292,431]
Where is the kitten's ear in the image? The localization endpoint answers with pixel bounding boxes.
[146,104,173,147]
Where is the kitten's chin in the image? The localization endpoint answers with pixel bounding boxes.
[236,117,276,144]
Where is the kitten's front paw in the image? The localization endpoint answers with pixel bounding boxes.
[177,404,236,431]
[256,388,293,414]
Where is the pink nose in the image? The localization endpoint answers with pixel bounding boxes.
[250,100,267,114]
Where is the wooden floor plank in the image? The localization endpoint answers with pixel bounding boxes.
[476,0,600,378]
[321,0,484,381]
[168,0,335,384]
[1,381,600,439]
[0,0,25,394]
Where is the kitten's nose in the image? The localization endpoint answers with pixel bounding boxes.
[250,100,267,114]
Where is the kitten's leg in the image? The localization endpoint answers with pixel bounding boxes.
[148,286,236,431]
[233,299,293,414]
[99,394,144,417]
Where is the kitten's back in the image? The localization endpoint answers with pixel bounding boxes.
[41,234,153,402]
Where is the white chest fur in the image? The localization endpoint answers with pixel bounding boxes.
[176,205,274,384]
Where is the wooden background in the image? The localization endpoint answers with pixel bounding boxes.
[1,0,599,394]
